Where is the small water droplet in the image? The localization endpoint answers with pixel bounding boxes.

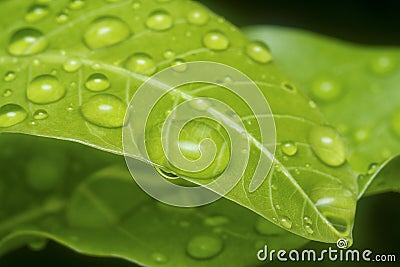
[275,204,281,210]
[370,55,396,75]
[4,71,16,82]
[66,104,74,111]
[187,7,209,26]
[280,217,292,229]
[63,59,82,72]
[367,163,379,175]
[56,12,69,23]
[186,235,223,260]
[245,41,272,64]
[8,28,48,56]
[32,59,41,66]
[309,100,317,108]
[171,59,187,72]
[81,94,126,128]
[390,109,400,138]
[0,104,28,128]
[132,1,141,10]
[281,141,297,156]
[309,125,346,167]
[305,224,314,234]
[312,78,342,102]
[271,184,277,190]
[27,75,66,104]
[163,50,175,59]
[84,16,130,49]
[3,89,13,97]
[305,163,311,168]
[353,128,370,143]
[151,252,168,263]
[303,216,312,225]
[203,31,229,51]
[274,164,282,173]
[125,53,156,75]
[281,82,296,92]
[145,10,173,31]
[25,4,49,22]
[69,0,85,9]
[189,98,210,111]
[204,216,230,226]
[85,73,110,92]
[33,109,48,120]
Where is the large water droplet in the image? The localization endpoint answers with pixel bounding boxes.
[312,78,342,102]
[33,109,48,120]
[125,53,157,75]
[27,75,66,104]
[186,235,223,260]
[203,31,229,51]
[145,10,173,31]
[4,71,16,82]
[0,104,27,127]
[84,16,130,49]
[25,4,49,22]
[280,217,292,229]
[370,55,396,75]
[63,59,82,72]
[309,125,347,167]
[390,109,400,138]
[281,141,297,156]
[187,8,209,26]
[8,28,48,56]
[81,94,126,128]
[85,73,110,92]
[245,41,272,64]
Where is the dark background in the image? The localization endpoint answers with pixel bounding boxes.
[1,0,400,266]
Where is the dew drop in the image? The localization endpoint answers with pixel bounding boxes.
[280,217,292,229]
[187,8,209,26]
[145,10,173,31]
[4,71,16,82]
[303,216,312,225]
[305,224,314,234]
[80,94,126,128]
[125,53,157,75]
[353,128,370,143]
[309,125,347,167]
[33,109,48,120]
[281,82,296,92]
[32,59,41,66]
[84,16,130,49]
[85,73,110,92]
[8,28,48,56]
[309,100,317,108]
[189,98,210,111]
[56,12,69,24]
[151,252,168,263]
[0,104,28,128]
[281,141,297,156]
[186,235,223,260]
[25,4,49,22]
[3,89,13,97]
[367,163,379,175]
[203,31,229,51]
[132,1,141,10]
[370,55,396,75]
[171,59,187,72]
[163,50,175,59]
[69,0,85,9]
[27,75,66,104]
[203,216,230,226]
[245,41,272,64]
[390,109,400,138]
[63,59,82,72]
[312,78,342,102]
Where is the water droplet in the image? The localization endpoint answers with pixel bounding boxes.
[309,100,317,108]
[281,141,297,156]
[4,71,16,82]
[390,109,400,138]
[187,8,209,26]
[84,16,130,49]
[189,98,210,111]
[281,82,296,92]
[69,0,85,9]
[309,125,347,167]
[271,184,277,191]
[367,163,378,175]
[171,59,187,72]
[56,12,69,24]
[32,59,41,66]
[204,216,230,226]
[280,217,292,229]
[3,89,13,97]
[25,4,49,22]
[63,59,82,72]
[303,216,312,225]
[33,109,48,120]
[81,94,126,128]
[203,31,229,51]
[145,10,173,31]
[27,75,66,104]
[186,235,223,260]
[275,204,281,210]
[245,41,272,64]
[163,50,175,59]
[370,55,396,75]
[8,28,48,56]
[151,252,168,263]
[305,224,314,234]
[125,53,156,75]
[132,1,141,10]
[312,78,342,102]
[353,128,370,142]
[85,73,110,92]
[28,238,48,251]
[0,104,28,128]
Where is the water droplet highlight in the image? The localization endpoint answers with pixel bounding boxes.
[203,31,229,51]
[4,71,16,82]
[81,94,126,128]
[125,53,156,75]
[281,141,297,156]
[84,16,130,49]
[27,75,66,104]
[186,235,223,260]
[309,125,347,167]
[187,8,209,26]
[370,55,396,75]
[85,73,110,92]
[145,10,173,31]
[367,163,378,175]
[25,5,49,22]
[56,12,69,24]
[305,224,314,234]
[280,217,292,229]
[0,104,28,128]
[245,41,272,64]
[3,89,13,97]
[63,59,82,72]
[8,28,48,56]
[312,78,342,102]
[33,109,48,120]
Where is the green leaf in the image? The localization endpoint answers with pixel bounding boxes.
[244,26,400,198]
[0,134,308,266]
[0,0,357,243]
